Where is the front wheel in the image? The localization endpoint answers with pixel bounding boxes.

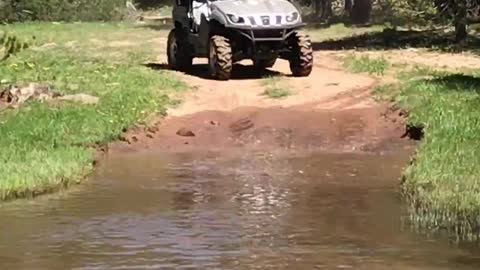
[288,31,314,77]
[167,28,192,72]
[208,35,232,80]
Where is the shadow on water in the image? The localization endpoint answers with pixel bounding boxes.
[144,62,283,80]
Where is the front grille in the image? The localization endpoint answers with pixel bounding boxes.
[260,16,270,26]
[252,29,284,39]
[276,15,282,25]
[247,15,286,27]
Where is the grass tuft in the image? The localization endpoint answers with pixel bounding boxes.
[261,77,293,99]
[343,55,389,76]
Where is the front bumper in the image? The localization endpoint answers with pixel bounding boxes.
[225,21,305,30]
[233,26,302,42]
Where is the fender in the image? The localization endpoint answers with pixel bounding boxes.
[209,8,229,26]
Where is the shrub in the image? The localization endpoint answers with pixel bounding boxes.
[0,0,127,22]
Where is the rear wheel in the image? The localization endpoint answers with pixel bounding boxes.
[167,28,192,71]
[208,35,232,80]
[288,31,313,77]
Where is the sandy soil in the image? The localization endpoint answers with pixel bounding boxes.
[161,54,378,116]
[110,50,412,155]
[330,49,480,72]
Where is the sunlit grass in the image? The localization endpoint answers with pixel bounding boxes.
[343,54,389,76]
[348,54,480,240]
[306,23,386,42]
[261,76,292,99]
[396,71,480,240]
[0,22,185,200]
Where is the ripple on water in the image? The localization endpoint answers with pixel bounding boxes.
[0,150,479,269]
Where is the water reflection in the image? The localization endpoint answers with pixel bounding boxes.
[0,150,479,269]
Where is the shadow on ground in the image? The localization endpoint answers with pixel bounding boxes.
[144,63,283,80]
[135,23,172,31]
[313,28,480,52]
[304,16,379,29]
[427,74,480,93]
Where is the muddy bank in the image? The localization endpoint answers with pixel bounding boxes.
[109,55,413,156]
[110,104,413,155]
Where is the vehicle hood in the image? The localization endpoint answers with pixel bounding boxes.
[210,0,299,16]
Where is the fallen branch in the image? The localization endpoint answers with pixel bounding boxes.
[0,83,99,110]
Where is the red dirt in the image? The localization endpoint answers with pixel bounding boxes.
[110,103,410,155]
[109,53,412,155]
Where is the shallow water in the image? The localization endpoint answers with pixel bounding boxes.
[1,149,479,270]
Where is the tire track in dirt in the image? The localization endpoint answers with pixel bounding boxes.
[110,52,412,154]
[161,53,378,116]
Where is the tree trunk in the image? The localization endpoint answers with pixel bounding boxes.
[313,0,331,21]
[454,1,468,44]
[324,0,332,18]
[313,0,320,17]
[345,0,353,12]
[350,0,372,25]
[455,22,468,43]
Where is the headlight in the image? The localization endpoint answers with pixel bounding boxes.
[286,12,299,23]
[227,14,245,24]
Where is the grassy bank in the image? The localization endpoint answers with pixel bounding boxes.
[0,22,184,200]
[396,69,480,240]
[344,54,480,240]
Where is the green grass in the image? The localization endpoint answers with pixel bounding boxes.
[343,54,389,76]
[396,71,480,240]
[0,22,184,200]
[306,23,386,42]
[141,5,173,18]
[261,77,292,99]
[347,54,480,240]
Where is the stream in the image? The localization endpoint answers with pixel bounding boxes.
[1,149,479,269]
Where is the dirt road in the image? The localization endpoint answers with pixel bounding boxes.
[111,51,411,154]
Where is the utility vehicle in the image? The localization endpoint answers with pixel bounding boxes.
[167,0,314,80]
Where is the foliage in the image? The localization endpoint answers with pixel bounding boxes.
[0,0,127,22]
[375,0,439,27]
[434,0,480,21]
[301,0,477,42]
[135,0,170,9]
